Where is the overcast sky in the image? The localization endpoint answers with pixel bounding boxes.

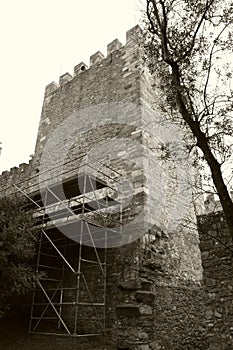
[0,0,142,172]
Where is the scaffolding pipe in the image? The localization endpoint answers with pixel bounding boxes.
[42,229,76,274]
[36,280,71,335]
[5,156,123,338]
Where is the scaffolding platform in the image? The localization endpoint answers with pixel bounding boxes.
[0,155,123,337]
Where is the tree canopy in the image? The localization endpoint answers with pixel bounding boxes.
[143,0,233,235]
[0,196,40,316]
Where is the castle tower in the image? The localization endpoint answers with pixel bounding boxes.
[0,26,204,349]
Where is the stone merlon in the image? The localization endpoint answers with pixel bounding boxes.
[126,24,142,42]
[59,72,73,85]
[74,62,88,76]
[90,51,105,66]
[43,25,143,97]
[44,82,59,97]
[107,38,122,55]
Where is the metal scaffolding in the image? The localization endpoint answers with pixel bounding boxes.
[1,155,122,337]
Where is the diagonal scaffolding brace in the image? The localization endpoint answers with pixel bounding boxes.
[4,155,123,338]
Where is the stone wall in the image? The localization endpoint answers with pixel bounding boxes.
[199,213,233,349]
[0,24,202,279]
[0,25,205,349]
[104,236,207,350]
[0,26,142,195]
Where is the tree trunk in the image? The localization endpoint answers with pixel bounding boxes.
[171,63,233,238]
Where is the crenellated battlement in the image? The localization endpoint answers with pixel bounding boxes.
[0,25,143,194]
[204,191,233,214]
[59,72,73,86]
[44,25,142,98]
[0,159,35,194]
[0,23,208,347]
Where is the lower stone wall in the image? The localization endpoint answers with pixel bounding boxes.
[199,213,233,350]
[151,283,208,350]
[105,236,207,350]
[107,279,207,350]
[6,210,233,350]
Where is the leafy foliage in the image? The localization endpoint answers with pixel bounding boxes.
[143,0,233,235]
[0,195,40,316]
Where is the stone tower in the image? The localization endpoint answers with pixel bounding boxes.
[0,26,204,349]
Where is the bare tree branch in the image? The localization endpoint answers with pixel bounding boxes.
[144,0,233,236]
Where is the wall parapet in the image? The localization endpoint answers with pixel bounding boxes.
[204,192,233,214]
[1,24,143,189]
[0,160,35,196]
[43,25,142,97]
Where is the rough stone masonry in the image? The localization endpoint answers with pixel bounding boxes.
[0,25,214,350]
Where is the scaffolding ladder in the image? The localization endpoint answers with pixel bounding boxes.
[2,155,122,337]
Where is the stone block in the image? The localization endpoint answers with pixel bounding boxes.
[137,345,149,350]
[138,331,149,341]
[118,280,141,290]
[116,304,140,317]
[10,167,18,173]
[90,51,105,65]
[59,72,72,85]
[107,38,122,55]
[126,25,142,42]
[136,291,155,305]
[1,171,10,177]
[149,341,161,350]
[74,62,88,76]
[140,279,153,291]
[44,81,59,96]
[139,304,153,315]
